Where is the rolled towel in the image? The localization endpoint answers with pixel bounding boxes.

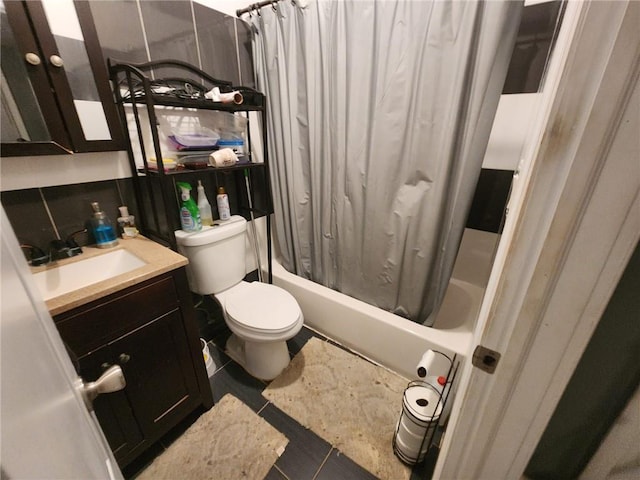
[209,148,238,167]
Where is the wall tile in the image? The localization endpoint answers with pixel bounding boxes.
[503,1,564,94]
[42,180,122,245]
[139,0,199,79]
[466,169,513,234]
[1,188,56,249]
[115,177,139,219]
[88,0,148,65]
[194,2,240,85]
[236,18,255,88]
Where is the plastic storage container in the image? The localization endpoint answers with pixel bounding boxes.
[168,126,220,151]
[216,138,244,155]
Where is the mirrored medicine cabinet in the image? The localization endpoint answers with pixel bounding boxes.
[0,0,124,156]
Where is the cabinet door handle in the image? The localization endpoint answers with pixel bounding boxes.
[49,55,64,68]
[119,353,131,364]
[25,52,41,66]
[79,365,126,408]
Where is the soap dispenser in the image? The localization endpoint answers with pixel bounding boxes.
[90,202,118,248]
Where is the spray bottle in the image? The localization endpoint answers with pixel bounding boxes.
[216,186,230,221]
[177,182,202,232]
[197,180,214,226]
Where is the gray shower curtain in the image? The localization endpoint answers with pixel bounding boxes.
[251,0,521,325]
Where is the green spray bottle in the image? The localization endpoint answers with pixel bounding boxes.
[177,182,202,232]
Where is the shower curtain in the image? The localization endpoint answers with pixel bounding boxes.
[250,0,521,325]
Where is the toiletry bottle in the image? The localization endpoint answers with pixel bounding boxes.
[117,206,139,238]
[197,180,214,226]
[90,202,119,248]
[177,182,202,232]
[216,186,231,221]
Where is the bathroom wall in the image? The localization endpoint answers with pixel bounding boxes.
[454,0,564,288]
[1,0,560,279]
[0,0,253,252]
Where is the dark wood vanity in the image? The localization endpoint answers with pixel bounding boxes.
[53,267,213,467]
[34,238,214,469]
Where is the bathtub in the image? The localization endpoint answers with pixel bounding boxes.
[271,258,485,379]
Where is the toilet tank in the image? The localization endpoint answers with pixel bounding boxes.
[174,216,247,294]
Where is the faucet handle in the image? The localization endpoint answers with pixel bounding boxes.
[20,244,50,266]
[49,239,71,260]
[65,228,88,255]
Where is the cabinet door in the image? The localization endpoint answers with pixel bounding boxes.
[113,309,201,439]
[78,345,144,464]
[1,0,124,155]
[1,0,71,154]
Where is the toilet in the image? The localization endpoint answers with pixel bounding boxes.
[174,216,303,380]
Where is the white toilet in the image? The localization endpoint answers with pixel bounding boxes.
[175,216,303,380]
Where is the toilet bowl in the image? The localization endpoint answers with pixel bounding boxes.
[174,216,304,381]
[215,281,303,380]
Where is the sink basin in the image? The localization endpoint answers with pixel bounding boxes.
[32,249,147,301]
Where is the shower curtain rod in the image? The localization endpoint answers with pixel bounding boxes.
[236,0,285,17]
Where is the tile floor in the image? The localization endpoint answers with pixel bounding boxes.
[124,315,440,480]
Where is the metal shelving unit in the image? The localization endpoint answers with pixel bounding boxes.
[109,59,273,281]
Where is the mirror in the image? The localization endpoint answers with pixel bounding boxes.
[0,0,124,156]
[40,0,111,142]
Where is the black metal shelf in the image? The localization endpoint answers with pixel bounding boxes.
[121,93,265,112]
[109,59,274,283]
[139,161,267,177]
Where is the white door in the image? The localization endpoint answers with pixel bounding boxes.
[0,207,124,480]
[435,1,640,479]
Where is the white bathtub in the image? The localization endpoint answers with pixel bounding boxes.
[271,258,485,379]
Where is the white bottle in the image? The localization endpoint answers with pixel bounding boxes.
[117,206,138,238]
[216,186,231,221]
[197,180,214,226]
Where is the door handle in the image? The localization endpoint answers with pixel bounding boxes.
[78,365,126,409]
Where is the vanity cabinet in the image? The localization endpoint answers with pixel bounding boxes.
[1,0,124,156]
[53,267,213,468]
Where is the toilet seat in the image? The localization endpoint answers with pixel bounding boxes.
[223,282,303,335]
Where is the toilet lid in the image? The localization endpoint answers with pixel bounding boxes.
[225,283,301,332]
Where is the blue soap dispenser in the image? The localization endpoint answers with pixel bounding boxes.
[90,202,119,248]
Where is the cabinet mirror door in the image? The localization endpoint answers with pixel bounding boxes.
[1,0,124,156]
[1,0,71,154]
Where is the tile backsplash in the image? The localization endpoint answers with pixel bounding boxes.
[1,178,138,253]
